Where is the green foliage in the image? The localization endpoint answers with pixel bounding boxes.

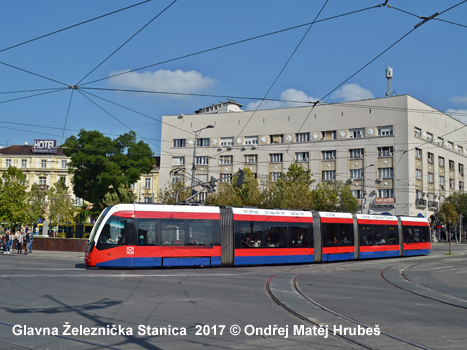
[273,163,314,209]
[438,201,459,226]
[48,179,75,230]
[0,167,29,226]
[27,184,48,224]
[311,181,359,213]
[103,184,137,207]
[63,129,155,209]
[158,180,190,205]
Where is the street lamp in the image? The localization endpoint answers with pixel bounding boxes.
[361,163,375,214]
[191,124,214,200]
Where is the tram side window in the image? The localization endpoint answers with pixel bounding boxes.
[386,225,399,245]
[338,224,353,246]
[359,224,374,246]
[322,223,338,246]
[136,219,158,245]
[235,221,263,248]
[373,225,387,245]
[264,223,287,248]
[187,219,220,246]
[97,216,137,246]
[404,226,429,243]
[161,219,186,245]
[290,223,312,248]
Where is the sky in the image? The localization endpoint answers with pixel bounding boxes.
[1,0,467,155]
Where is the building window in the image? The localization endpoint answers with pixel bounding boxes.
[295,132,310,143]
[459,164,464,177]
[426,132,433,142]
[427,152,434,163]
[269,153,283,163]
[270,134,283,144]
[350,169,363,179]
[270,172,281,182]
[439,176,445,189]
[196,138,210,147]
[450,178,455,189]
[39,176,47,185]
[172,157,185,166]
[219,155,233,165]
[416,169,422,180]
[172,175,184,183]
[415,148,422,159]
[144,178,151,189]
[414,127,421,138]
[244,136,257,145]
[378,125,393,136]
[21,159,27,168]
[437,137,444,147]
[439,195,445,205]
[144,196,151,203]
[378,189,394,198]
[5,159,12,167]
[439,156,445,167]
[449,160,455,171]
[349,128,364,138]
[61,160,67,169]
[447,142,453,151]
[195,157,209,165]
[460,182,464,191]
[173,139,186,148]
[244,154,257,164]
[351,190,361,199]
[295,152,309,162]
[220,173,232,183]
[378,168,394,178]
[428,172,434,183]
[378,146,393,157]
[349,149,364,159]
[322,150,336,160]
[41,159,47,169]
[458,146,463,154]
[322,170,336,181]
[221,137,233,146]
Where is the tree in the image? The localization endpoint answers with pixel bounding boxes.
[273,163,314,209]
[158,180,190,205]
[103,184,136,207]
[48,179,75,232]
[0,167,29,227]
[26,184,48,225]
[438,201,459,254]
[63,130,156,209]
[311,181,359,213]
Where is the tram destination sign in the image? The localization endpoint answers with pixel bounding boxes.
[33,139,57,154]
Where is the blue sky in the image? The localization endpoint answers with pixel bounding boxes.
[1,0,466,155]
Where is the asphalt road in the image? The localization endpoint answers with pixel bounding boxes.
[0,243,465,350]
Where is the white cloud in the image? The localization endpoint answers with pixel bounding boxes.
[108,69,215,96]
[449,93,467,104]
[331,83,374,102]
[445,109,467,124]
[246,88,317,110]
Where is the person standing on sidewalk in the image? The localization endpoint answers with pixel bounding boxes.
[28,227,36,253]
[3,230,10,254]
[23,229,29,255]
[15,230,23,254]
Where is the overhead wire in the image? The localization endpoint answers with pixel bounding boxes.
[75,0,179,85]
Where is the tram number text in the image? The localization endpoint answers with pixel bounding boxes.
[195,325,225,336]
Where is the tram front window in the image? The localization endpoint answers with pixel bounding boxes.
[98,216,136,246]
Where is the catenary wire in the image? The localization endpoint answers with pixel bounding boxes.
[75,0,179,85]
[61,90,75,144]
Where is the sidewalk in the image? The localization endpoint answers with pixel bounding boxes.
[2,250,84,259]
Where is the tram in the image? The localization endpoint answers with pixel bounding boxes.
[84,204,431,268]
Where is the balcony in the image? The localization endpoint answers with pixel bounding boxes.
[415,198,426,208]
[38,184,49,190]
[428,201,438,210]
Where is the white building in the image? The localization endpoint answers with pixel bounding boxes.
[159,95,467,221]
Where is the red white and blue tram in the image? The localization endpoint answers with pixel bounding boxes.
[84,204,430,268]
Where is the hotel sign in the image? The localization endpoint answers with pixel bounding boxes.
[33,139,57,154]
[374,197,395,204]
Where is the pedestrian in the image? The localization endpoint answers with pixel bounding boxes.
[8,230,13,254]
[29,227,37,253]
[3,230,10,254]
[15,230,23,254]
[23,229,29,255]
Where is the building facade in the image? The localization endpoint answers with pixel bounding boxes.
[0,142,160,206]
[159,95,467,219]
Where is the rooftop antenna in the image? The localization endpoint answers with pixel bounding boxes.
[386,66,396,97]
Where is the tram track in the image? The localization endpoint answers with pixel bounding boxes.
[266,271,435,350]
[382,264,467,309]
